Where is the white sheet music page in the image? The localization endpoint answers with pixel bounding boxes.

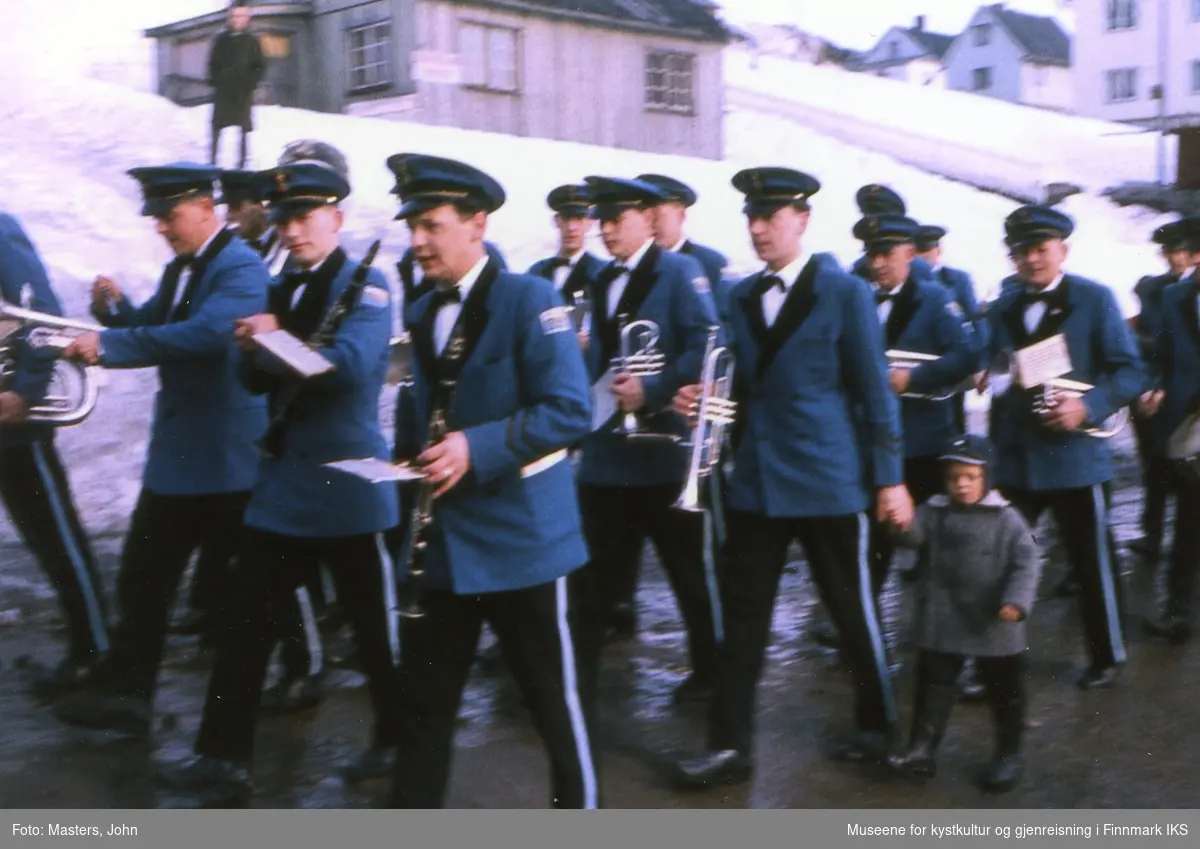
[591,368,617,431]
[1014,334,1072,389]
[324,458,424,483]
[255,329,336,378]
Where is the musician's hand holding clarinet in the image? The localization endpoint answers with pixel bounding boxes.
[416,432,470,498]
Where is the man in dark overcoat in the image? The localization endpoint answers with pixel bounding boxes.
[208,2,265,169]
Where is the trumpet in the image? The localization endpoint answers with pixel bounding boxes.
[0,303,104,426]
[611,314,670,440]
[885,349,974,401]
[675,325,736,512]
[1032,377,1129,439]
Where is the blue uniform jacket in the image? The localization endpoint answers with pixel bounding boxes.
[395,262,592,595]
[577,245,719,487]
[678,240,733,329]
[240,249,399,537]
[0,214,66,445]
[930,265,987,369]
[726,253,905,518]
[986,274,1145,491]
[1153,276,1200,455]
[881,277,977,458]
[1134,272,1180,375]
[399,241,506,319]
[95,229,269,495]
[526,251,605,303]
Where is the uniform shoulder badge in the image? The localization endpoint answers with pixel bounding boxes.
[360,285,389,308]
[692,276,711,295]
[539,305,572,335]
[946,300,963,318]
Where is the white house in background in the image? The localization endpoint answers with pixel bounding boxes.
[852,16,955,87]
[1068,0,1200,187]
[942,4,1073,112]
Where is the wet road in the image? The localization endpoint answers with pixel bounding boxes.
[2,435,1199,809]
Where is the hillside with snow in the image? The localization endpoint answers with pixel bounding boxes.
[0,2,1178,540]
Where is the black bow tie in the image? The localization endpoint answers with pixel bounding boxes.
[1021,288,1058,306]
[875,291,896,304]
[284,270,313,288]
[431,285,463,309]
[549,256,572,270]
[174,253,196,269]
[755,274,786,296]
[598,263,628,286]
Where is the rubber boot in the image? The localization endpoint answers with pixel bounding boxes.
[886,682,958,778]
[980,690,1024,793]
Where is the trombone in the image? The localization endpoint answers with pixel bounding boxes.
[885,349,974,401]
[675,325,736,512]
[0,302,105,426]
[1032,377,1129,440]
[611,313,671,440]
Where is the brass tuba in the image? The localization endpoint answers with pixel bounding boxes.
[0,303,104,426]
[1032,377,1129,439]
[675,325,736,512]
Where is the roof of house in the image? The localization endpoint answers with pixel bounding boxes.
[907,27,955,60]
[988,3,1071,66]
[854,23,955,68]
[452,0,734,42]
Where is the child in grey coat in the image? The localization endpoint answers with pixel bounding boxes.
[887,434,1041,793]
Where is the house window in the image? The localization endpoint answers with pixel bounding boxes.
[645,50,694,114]
[1106,0,1138,31]
[1193,0,1200,21]
[1106,68,1138,101]
[347,21,392,92]
[888,41,899,60]
[1193,60,1200,93]
[972,67,993,90]
[971,24,991,46]
[460,22,520,93]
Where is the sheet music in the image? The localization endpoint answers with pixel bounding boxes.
[254,329,336,378]
[1014,334,1072,389]
[591,367,617,431]
[324,458,425,483]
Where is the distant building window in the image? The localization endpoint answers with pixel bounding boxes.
[1193,60,1200,93]
[972,67,993,90]
[971,24,991,46]
[1194,0,1200,21]
[1106,68,1138,101]
[460,21,520,93]
[1106,0,1138,30]
[888,41,899,60]
[645,50,694,114]
[347,21,392,92]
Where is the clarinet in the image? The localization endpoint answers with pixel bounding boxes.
[395,328,465,619]
[256,240,382,459]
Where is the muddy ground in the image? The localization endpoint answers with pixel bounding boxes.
[2,429,1198,809]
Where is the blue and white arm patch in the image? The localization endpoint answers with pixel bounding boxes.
[539,306,572,335]
[361,285,389,308]
[693,276,711,295]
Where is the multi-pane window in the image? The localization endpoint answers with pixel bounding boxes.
[1106,0,1138,31]
[347,21,392,91]
[972,67,993,90]
[460,22,520,93]
[1106,68,1138,101]
[645,50,694,114]
[1192,60,1200,94]
[972,24,992,46]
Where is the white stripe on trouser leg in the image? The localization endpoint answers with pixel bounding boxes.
[554,576,598,809]
[702,475,725,645]
[375,534,401,667]
[1091,485,1126,664]
[32,443,109,654]
[294,585,324,676]
[856,512,897,726]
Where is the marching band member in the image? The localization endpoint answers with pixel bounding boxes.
[54,163,269,734]
[573,175,722,707]
[157,161,403,806]
[1128,220,1194,565]
[850,184,933,282]
[0,213,111,697]
[384,154,598,808]
[985,205,1144,689]
[1141,216,1200,644]
[855,213,976,599]
[673,167,913,787]
[526,183,605,306]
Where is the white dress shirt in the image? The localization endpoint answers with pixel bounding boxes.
[434,254,489,355]
[554,248,586,292]
[1023,273,1064,334]
[170,226,223,314]
[606,238,654,318]
[761,251,809,327]
[873,278,908,326]
[666,237,688,253]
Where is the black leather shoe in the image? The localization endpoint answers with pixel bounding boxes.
[675,749,753,788]
[1076,665,1119,690]
[262,674,324,715]
[830,730,893,764]
[340,745,397,784]
[1143,615,1191,646]
[157,756,253,808]
[957,659,987,702]
[672,672,714,706]
[980,753,1023,793]
[55,692,152,738]
[27,657,105,702]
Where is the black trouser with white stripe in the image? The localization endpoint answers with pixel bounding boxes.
[708,510,897,755]
[1000,484,1127,669]
[0,435,109,662]
[276,559,327,681]
[388,574,600,809]
[195,528,403,764]
[1164,463,1200,620]
[105,488,251,700]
